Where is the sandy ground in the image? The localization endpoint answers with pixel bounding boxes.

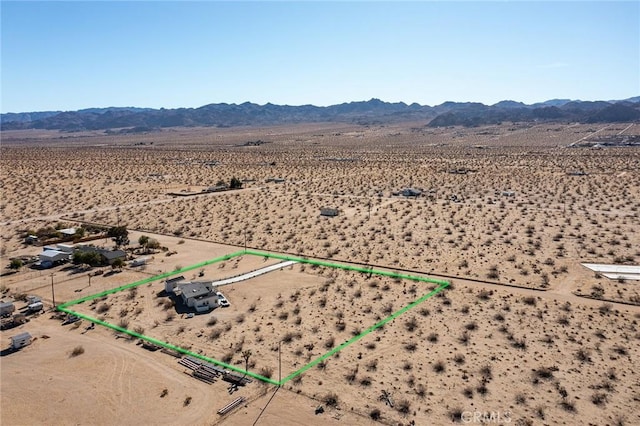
[1,122,640,425]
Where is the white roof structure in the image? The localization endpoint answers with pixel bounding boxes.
[40,250,70,262]
[582,263,640,281]
[59,227,76,236]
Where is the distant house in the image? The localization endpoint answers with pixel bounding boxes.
[501,191,516,197]
[206,184,228,192]
[401,188,422,197]
[101,249,126,265]
[176,282,218,313]
[320,207,339,217]
[74,246,126,266]
[266,178,286,184]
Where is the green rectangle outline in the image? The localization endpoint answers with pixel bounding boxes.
[57,249,449,386]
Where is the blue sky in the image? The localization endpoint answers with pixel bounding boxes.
[1,1,638,113]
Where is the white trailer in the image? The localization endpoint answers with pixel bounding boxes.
[0,302,15,317]
[10,332,32,350]
[27,302,44,313]
[130,257,149,267]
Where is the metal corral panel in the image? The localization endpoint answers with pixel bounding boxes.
[582,263,640,281]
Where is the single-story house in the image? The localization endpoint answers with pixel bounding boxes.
[74,246,126,266]
[320,207,339,217]
[501,191,516,197]
[176,282,218,313]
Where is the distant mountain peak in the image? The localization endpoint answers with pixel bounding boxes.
[2,96,638,130]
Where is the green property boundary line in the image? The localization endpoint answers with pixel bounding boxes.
[57,249,449,386]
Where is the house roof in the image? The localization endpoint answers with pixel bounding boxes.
[11,332,32,340]
[179,282,215,300]
[102,250,126,260]
[166,275,186,285]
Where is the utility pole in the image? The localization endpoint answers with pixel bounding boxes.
[278,341,282,384]
[50,273,56,308]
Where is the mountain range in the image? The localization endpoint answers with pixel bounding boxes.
[2,97,639,132]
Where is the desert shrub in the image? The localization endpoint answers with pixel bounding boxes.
[209,328,222,340]
[404,316,418,332]
[432,360,445,373]
[477,289,492,301]
[207,316,218,326]
[324,336,335,349]
[259,366,273,378]
[96,303,110,314]
[576,348,591,363]
[591,392,608,406]
[183,396,192,406]
[560,399,576,412]
[404,342,418,352]
[396,399,411,416]
[160,388,168,398]
[427,332,439,343]
[463,387,474,399]
[465,321,477,331]
[453,353,465,365]
[366,359,378,372]
[449,408,464,423]
[369,408,381,420]
[70,346,85,357]
[323,392,339,407]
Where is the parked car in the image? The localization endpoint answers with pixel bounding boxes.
[216,292,230,307]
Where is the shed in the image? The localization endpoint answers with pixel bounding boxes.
[11,332,32,350]
[59,228,77,237]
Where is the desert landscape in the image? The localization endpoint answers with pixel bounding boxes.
[1,121,640,425]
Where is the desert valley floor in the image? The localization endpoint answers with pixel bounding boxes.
[1,122,639,425]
